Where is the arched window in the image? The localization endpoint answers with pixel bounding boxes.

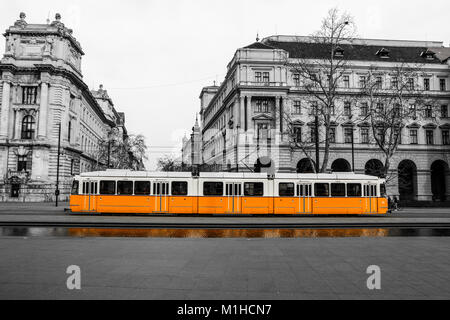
[21,116,35,139]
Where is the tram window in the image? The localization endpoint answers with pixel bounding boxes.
[100,181,116,195]
[380,183,386,197]
[71,180,79,195]
[279,183,294,196]
[172,181,188,196]
[135,181,151,195]
[117,181,133,195]
[371,185,377,197]
[331,183,346,197]
[203,182,223,196]
[244,182,264,196]
[347,183,362,197]
[314,183,329,197]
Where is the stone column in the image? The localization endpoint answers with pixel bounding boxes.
[37,82,49,139]
[239,95,245,131]
[14,109,21,139]
[274,96,280,144]
[0,80,11,139]
[416,169,433,201]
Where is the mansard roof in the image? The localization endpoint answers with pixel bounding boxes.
[244,42,275,50]
[261,39,443,64]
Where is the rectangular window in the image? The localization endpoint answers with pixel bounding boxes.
[376,76,383,89]
[440,79,446,91]
[22,86,37,105]
[425,105,432,118]
[376,103,384,113]
[293,101,301,114]
[391,77,398,89]
[255,72,262,82]
[360,102,368,116]
[343,75,350,88]
[310,127,316,143]
[257,123,270,140]
[426,130,434,145]
[255,100,269,113]
[410,129,418,144]
[17,155,27,172]
[359,76,366,88]
[347,183,362,197]
[441,105,448,118]
[329,127,336,143]
[409,104,417,118]
[442,130,450,145]
[393,104,402,117]
[100,181,116,195]
[244,182,264,196]
[172,181,188,196]
[134,181,151,195]
[314,183,329,197]
[344,101,351,116]
[344,128,353,144]
[407,78,414,90]
[262,72,269,82]
[424,78,430,91]
[203,182,223,196]
[293,127,302,143]
[279,183,294,197]
[361,128,369,144]
[293,73,300,86]
[395,128,402,144]
[331,183,346,197]
[376,128,385,144]
[117,181,133,195]
[71,180,79,195]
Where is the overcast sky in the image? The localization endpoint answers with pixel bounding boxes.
[1,0,449,169]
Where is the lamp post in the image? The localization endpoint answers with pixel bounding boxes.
[314,115,320,173]
[351,126,355,172]
[55,122,61,207]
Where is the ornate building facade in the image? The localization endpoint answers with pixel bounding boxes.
[0,13,127,202]
[184,35,450,202]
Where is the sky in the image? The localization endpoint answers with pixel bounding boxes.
[1,0,449,169]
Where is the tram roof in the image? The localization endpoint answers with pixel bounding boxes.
[76,170,382,181]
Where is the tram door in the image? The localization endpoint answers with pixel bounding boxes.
[153,181,170,213]
[363,184,378,213]
[297,183,312,213]
[225,183,242,214]
[82,180,98,212]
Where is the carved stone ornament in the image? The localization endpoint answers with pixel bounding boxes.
[14,12,27,28]
[16,146,29,156]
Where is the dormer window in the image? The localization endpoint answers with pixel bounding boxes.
[376,48,390,58]
[420,49,435,61]
[334,46,344,58]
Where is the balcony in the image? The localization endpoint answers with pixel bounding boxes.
[7,169,31,182]
[239,81,286,87]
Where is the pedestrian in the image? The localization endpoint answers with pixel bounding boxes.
[393,196,399,211]
[387,196,393,213]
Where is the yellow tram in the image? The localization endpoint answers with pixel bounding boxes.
[69,170,388,215]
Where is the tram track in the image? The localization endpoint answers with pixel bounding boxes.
[1,221,450,229]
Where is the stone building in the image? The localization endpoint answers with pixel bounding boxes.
[181,115,202,169]
[185,35,450,202]
[0,13,127,202]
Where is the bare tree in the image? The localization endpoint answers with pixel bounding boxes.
[286,7,357,172]
[360,63,437,183]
